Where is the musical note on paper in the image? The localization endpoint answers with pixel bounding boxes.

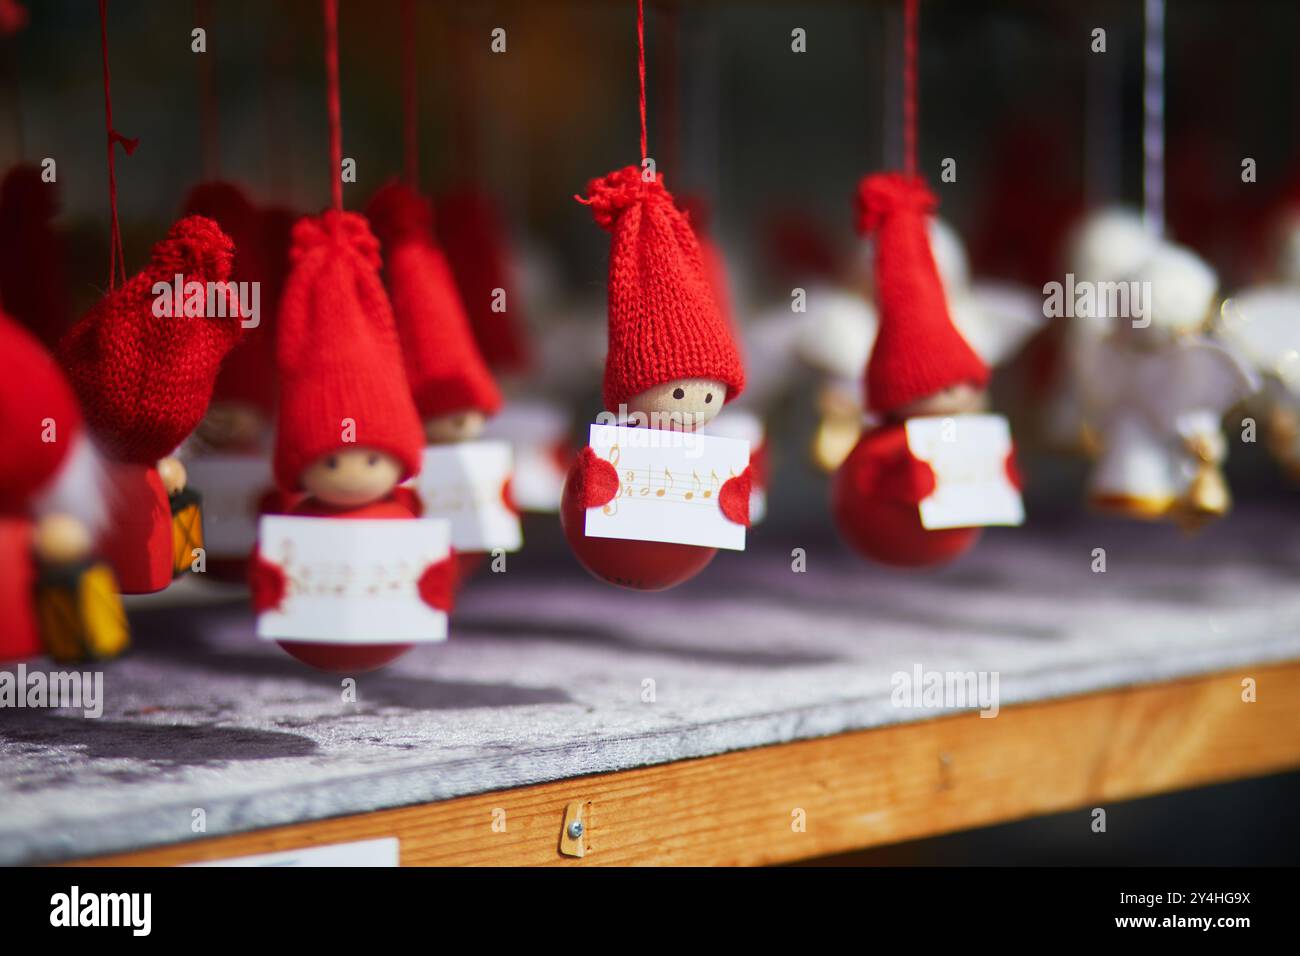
[256,515,452,644]
[656,468,673,498]
[584,424,751,551]
[415,440,523,552]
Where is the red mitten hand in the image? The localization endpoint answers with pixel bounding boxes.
[394,485,424,517]
[573,446,620,509]
[1005,445,1024,491]
[875,452,937,504]
[418,555,456,612]
[501,477,520,515]
[248,548,287,612]
[719,466,752,527]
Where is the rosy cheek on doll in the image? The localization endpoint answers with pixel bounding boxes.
[299,448,402,508]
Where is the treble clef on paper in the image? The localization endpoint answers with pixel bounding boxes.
[606,445,621,469]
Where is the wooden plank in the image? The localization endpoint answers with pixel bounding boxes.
[71,661,1300,867]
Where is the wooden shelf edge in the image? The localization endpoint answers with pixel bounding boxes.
[69,660,1300,867]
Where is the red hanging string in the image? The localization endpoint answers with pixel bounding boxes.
[401,0,417,186]
[98,0,137,290]
[323,0,343,211]
[902,0,918,178]
[637,0,648,162]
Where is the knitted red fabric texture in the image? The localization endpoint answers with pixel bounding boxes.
[0,164,72,351]
[273,210,424,491]
[0,310,82,513]
[580,166,745,412]
[434,185,531,373]
[367,181,502,420]
[855,173,988,415]
[678,193,744,353]
[182,181,276,413]
[59,215,244,464]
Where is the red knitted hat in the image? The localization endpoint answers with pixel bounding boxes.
[679,192,744,354]
[434,185,531,374]
[182,181,276,412]
[59,215,246,464]
[0,163,72,351]
[580,166,745,411]
[855,173,988,415]
[0,309,82,514]
[273,210,424,491]
[367,181,502,420]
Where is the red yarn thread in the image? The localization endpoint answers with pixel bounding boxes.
[637,0,648,162]
[323,0,342,211]
[401,0,418,186]
[98,0,138,291]
[902,0,918,178]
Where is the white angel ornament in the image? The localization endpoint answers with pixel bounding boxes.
[1081,242,1260,530]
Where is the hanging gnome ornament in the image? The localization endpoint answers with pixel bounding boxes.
[59,216,245,592]
[1,312,128,664]
[561,166,751,590]
[364,6,520,582]
[56,3,245,593]
[369,182,521,581]
[1081,241,1258,528]
[249,0,453,673]
[832,175,1024,568]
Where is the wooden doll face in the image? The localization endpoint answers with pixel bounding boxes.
[300,447,403,507]
[892,383,987,419]
[625,378,728,431]
[196,402,267,449]
[424,410,486,444]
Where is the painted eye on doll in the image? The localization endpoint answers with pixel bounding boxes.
[705,393,713,404]
[367,453,379,466]
[672,387,685,399]
[327,456,339,470]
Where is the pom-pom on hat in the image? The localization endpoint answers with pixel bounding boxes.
[366,181,502,420]
[579,165,745,412]
[273,210,424,491]
[59,215,245,464]
[854,173,988,415]
[0,309,82,513]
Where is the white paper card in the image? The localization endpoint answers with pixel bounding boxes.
[190,838,399,868]
[413,440,523,552]
[483,401,571,513]
[183,453,273,556]
[256,515,450,644]
[583,424,750,551]
[905,413,1024,530]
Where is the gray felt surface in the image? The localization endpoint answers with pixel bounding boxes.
[2,509,1299,865]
